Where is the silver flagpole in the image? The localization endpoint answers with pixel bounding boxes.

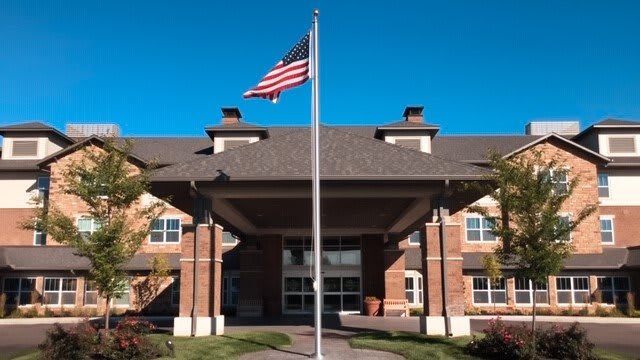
[311,8,323,360]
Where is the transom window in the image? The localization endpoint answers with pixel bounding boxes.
[597,173,609,198]
[408,231,421,245]
[600,217,614,244]
[466,217,496,242]
[596,277,629,306]
[150,218,181,243]
[78,217,101,240]
[405,272,423,305]
[283,236,361,266]
[514,278,548,305]
[2,278,36,306]
[84,280,99,306]
[556,276,590,304]
[44,278,77,306]
[472,277,506,304]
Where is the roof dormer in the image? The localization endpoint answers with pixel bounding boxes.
[374,106,440,153]
[0,122,75,160]
[205,107,269,154]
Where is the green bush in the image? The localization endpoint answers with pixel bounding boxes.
[38,322,97,360]
[467,318,598,360]
[409,308,423,316]
[0,293,6,318]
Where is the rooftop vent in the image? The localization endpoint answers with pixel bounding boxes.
[525,121,580,136]
[66,124,120,138]
[403,106,424,123]
[221,107,242,125]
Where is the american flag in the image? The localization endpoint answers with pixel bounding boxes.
[243,33,310,103]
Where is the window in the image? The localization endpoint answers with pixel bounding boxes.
[171,277,180,306]
[222,274,239,307]
[222,232,239,246]
[405,272,423,305]
[557,215,572,242]
[283,277,314,313]
[34,229,47,246]
[323,276,361,312]
[44,278,77,306]
[408,231,421,245]
[466,217,496,242]
[608,137,636,154]
[514,278,549,305]
[223,139,251,151]
[150,218,181,243]
[472,277,506,304]
[596,277,629,306]
[283,236,361,266]
[598,173,609,198]
[600,217,614,244]
[2,278,36,306]
[84,281,99,306]
[11,140,38,157]
[113,279,130,307]
[394,138,421,151]
[37,176,50,199]
[556,277,590,304]
[78,217,101,239]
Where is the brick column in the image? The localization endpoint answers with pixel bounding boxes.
[384,239,406,300]
[420,201,469,336]
[362,234,385,314]
[261,234,283,316]
[174,222,224,336]
[238,235,264,316]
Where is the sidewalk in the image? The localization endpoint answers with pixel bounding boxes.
[469,315,640,324]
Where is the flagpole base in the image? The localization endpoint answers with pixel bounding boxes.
[309,353,324,359]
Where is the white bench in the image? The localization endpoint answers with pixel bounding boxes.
[383,299,409,317]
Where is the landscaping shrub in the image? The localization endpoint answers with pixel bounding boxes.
[409,307,423,316]
[0,293,6,318]
[467,318,598,360]
[38,318,164,360]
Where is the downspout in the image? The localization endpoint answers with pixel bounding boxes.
[439,180,452,337]
[190,181,200,337]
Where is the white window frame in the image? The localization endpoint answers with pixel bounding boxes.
[222,231,239,246]
[171,276,180,306]
[407,231,421,246]
[405,271,423,305]
[514,278,549,306]
[556,276,590,305]
[2,277,37,306]
[33,229,47,246]
[597,173,609,198]
[112,278,131,307]
[472,276,507,305]
[465,215,497,242]
[77,217,101,239]
[84,280,99,307]
[43,277,77,307]
[149,218,181,244]
[600,216,615,245]
[596,276,630,306]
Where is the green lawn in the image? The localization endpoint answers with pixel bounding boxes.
[10,331,291,360]
[349,331,635,360]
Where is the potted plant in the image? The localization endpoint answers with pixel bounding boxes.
[364,296,381,317]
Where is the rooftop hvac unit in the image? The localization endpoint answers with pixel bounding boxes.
[66,124,121,138]
[525,121,580,136]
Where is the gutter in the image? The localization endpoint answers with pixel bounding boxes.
[151,174,489,182]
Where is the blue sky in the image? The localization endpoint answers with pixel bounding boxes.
[1,0,639,136]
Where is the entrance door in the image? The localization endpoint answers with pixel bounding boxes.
[322,271,361,314]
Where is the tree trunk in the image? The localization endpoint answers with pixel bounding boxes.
[105,295,111,330]
[532,286,537,359]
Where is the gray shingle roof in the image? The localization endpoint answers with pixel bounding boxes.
[462,248,629,271]
[0,160,41,171]
[595,119,640,126]
[626,247,640,268]
[0,246,180,271]
[151,126,488,181]
[431,135,543,163]
[0,122,54,131]
[124,137,213,165]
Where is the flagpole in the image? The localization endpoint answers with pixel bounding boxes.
[311,8,323,360]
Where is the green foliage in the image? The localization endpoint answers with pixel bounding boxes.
[133,254,172,312]
[24,139,166,327]
[0,293,6,318]
[469,150,597,286]
[38,322,97,360]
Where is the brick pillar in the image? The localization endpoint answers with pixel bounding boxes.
[175,222,224,336]
[261,234,282,316]
[238,235,264,316]
[420,203,469,336]
[384,239,406,300]
[362,234,385,310]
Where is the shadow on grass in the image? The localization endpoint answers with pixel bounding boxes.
[220,334,309,357]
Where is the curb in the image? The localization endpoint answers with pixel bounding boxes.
[469,315,640,324]
[0,316,175,326]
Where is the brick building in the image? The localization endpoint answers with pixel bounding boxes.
[0,107,639,336]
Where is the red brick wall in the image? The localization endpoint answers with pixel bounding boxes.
[362,234,385,302]
[261,234,282,316]
[600,206,640,247]
[0,208,38,245]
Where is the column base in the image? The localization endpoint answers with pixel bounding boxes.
[419,316,470,336]
[173,316,225,337]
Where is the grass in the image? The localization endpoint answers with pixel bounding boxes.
[349,331,636,360]
[9,331,291,360]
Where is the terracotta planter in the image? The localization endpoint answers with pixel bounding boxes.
[364,300,381,317]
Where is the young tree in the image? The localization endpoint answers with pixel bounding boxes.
[25,139,165,329]
[469,150,596,356]
[482,253,502,313]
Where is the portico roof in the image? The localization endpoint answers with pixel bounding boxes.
[151,126,488,182]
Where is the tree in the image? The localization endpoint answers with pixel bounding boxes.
[25,139,165,329]
[469,150,596,357]
[482,253,502,313]
[133,254,172,312]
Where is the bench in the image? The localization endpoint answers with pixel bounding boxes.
[237,298,263,317]
[383,299,409,317]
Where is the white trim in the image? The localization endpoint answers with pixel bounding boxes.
[555,276,590,305]
[471,276,507,306]
[514,278,549,306]
[504,132,610,162]
[464,215,498,243]
[599,215,615,245]
[43,277,78,307]
[149,217,182,244]
[407,230,421,246]
[405,270,423,306]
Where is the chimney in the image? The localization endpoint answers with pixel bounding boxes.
[221,107,242,125]
[403,106,424,123]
